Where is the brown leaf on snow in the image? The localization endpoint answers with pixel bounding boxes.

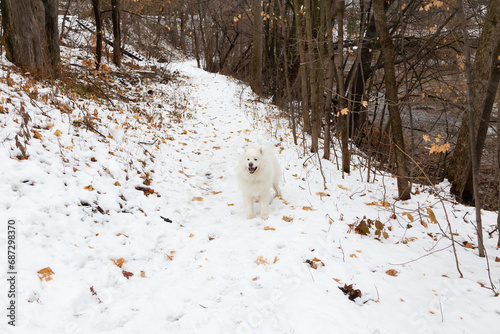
[136,186,154,196]
[282,216,293,222]
[37,267,55,281]
[365,201,390,207]
[264,226,276,231]
[464,242,474,249]
[337,185,348,191]
[255,256,269,265]
[54,129,62,137]
[33,130,42,139]
[122,270,133,279]
[112,258,125,268]
[495,257,500,263]
[192,196,204,201]
[302,206,315,211]
[339,284,362,301]
[385,269,399,277]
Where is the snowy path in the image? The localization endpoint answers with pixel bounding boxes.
[1,60,499,333]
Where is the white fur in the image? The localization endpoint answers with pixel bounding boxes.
[236,143,281,220]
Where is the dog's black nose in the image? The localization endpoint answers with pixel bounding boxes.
[249,162,253,167]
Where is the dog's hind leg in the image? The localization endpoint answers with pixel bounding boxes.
[273,183,282,198]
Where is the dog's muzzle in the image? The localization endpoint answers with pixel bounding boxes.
[248,164,257,174]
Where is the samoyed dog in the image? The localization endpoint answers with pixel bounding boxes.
[237,143,281,220]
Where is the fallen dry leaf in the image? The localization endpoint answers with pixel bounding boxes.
[385,269,399,277]
[112,258,125,268]
[282,216,293,222]
[255,256,269,265]
[37,267,54,282]
[264,226,276,231]
[365,201,390,207]
[54,129,62,137]
[192,197,204,202]
[122,270,133,279]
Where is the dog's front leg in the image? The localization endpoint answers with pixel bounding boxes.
[243,194,255,219]
[260,192,270,220]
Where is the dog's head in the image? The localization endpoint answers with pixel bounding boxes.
[243,147,264,175]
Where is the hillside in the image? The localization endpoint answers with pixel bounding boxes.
[1,18,500,334]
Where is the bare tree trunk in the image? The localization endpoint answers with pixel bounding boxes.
[111,0,121,67]
[251,0,263,95]
[1,0,60,78]
[323,0,335,160]
[462,39,500,202]
[373,0,411,200]
[305,0,319,152]
[458,0,486,257]
[448,0,500,204]
[498,110,500,248]
[293,0,311,134]
[336,0,350,174]
[59,0,73,41]
[91,0,103,70]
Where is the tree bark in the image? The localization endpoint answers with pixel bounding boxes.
[323,0,335,160]
[111,0,121,67]
[293,0,311,134]
[373,0,411,200]
[251,0,263,95]
[91,0,103,70]
[447,0,500,203]
[462,39,500,203]
[305,0,319,152]
[457,0,486,257]
[1,0,60,78]
[337,0,350,174]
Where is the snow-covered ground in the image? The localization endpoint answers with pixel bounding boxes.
[1,35,499,333]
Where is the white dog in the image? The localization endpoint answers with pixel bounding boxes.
[236,143,281,220]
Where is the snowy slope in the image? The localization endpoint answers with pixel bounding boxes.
[1,55,499,334]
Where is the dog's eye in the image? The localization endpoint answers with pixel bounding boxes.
[254,159,258,161]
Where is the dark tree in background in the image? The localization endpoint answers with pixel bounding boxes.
[1,0,60,78]
[111,0,121,67]
[91,0,103,70]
